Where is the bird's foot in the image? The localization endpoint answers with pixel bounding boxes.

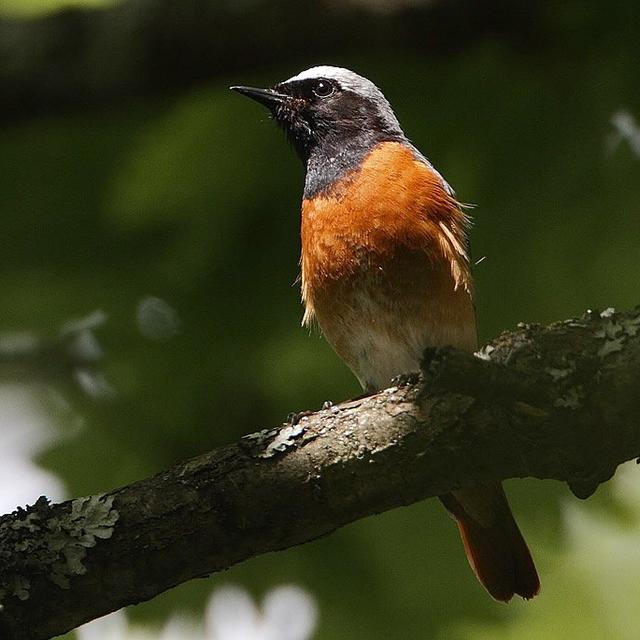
[286,400,334,425]
[286,410,313,426]
[389,372,421,388]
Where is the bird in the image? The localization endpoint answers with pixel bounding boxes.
[231,65,540,602]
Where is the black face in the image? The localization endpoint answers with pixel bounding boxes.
[232,77,404,162]
[232,70,407,197]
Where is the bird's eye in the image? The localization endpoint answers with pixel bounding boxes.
[312,80,334,98]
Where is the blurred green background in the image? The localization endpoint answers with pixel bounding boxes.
[1,0,639,638]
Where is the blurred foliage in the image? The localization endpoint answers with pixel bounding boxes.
[0,0,122,18]
[1,0,639,638]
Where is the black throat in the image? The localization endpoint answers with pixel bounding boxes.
[302,129,406,199]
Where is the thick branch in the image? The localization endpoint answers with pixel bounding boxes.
[1,306,639,640]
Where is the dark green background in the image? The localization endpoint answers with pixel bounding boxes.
[1,1,639,637]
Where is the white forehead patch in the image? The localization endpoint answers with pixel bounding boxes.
[284,66,385,101]
[282,65,404,135]
[286,65,360,84]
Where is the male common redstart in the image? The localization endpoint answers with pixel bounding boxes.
[232,66,539,601]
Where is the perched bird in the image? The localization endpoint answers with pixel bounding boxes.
[232,66,539,602]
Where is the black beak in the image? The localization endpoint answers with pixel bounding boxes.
[230,86,289,109]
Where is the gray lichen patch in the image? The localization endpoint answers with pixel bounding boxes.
[595,318,624,340]
[597,338,625,358]
[242,401,366,459]
[554,386,585,410]
[546,366,574,381]
[258,423,307,459]
[242,427,279,446]
[474,345,495,361]
[0,494,119,605]
[620,314,640,337]
[593,308,640,360]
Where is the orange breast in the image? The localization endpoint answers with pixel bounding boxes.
[300,141,476,391]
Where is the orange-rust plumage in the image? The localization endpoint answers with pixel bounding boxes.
[301,141,475,391]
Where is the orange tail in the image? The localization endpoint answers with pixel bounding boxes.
[440,484,540,602]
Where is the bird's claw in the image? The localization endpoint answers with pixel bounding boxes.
[389,372,420,387]
[287,401,333,425]
[286,410,313,426]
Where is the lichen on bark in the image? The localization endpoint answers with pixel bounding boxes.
[0,494,119,606]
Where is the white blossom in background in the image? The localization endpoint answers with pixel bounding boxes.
[207,585,318,640]
[608,110,640,156]
[0,385,66,513]
[76,611,134,640]
[77,585,318,640]
[76,609,199,640]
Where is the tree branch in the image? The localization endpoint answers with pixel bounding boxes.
[1,306,639,640]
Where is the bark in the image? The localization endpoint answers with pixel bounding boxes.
[1,305,639,640]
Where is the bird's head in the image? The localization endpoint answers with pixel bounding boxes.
[231,66,405,163]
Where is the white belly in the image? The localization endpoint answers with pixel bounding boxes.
[316,286,475,392]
